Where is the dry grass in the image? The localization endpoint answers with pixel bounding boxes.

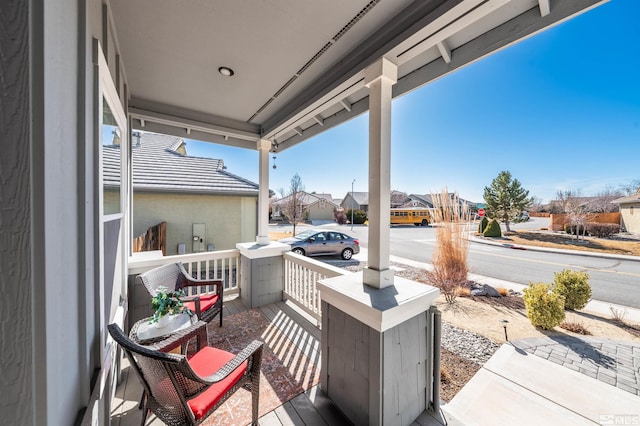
[269,231,293,240]
[455,286,471,297]
[503,231,640,256]
[560,319,592,335]
[426,190,470,304]
[440,366,452,383]
[496,287,509,297]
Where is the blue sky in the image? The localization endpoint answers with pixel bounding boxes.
[186,0,639,204]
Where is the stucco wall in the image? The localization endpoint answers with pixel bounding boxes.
[620,202,640,234]
[307,202,336,221]
[132,192,257,254]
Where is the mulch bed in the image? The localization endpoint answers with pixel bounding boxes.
[440,349,482,402]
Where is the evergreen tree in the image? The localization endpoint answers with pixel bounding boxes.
[483,171,531,232]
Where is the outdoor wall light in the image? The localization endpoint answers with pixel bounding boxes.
[218,66,234,77]
[500,319,509,341]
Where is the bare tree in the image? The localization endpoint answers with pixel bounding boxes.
[556,189,589,240]
[390,190,409,208]
[279,173,306,235]
[528,196,544,213]
[619,179,640,196]
[585,186,622,213]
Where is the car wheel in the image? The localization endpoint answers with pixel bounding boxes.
[292,247,305,256]
[341,248,353,260]
[421,219,429,227]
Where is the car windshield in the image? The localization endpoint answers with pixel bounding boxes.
[294,230,318,240]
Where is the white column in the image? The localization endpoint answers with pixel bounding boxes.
[256,139,271,245]
[363,57,397,289]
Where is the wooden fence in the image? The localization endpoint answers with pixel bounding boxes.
[133,221,166,255]
[549,213,621,231]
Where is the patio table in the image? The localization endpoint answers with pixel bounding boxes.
[130,314,208,355]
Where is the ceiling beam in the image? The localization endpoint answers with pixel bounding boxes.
[538,0,551,17]
[436,41,452,64]
[129,105,260,142]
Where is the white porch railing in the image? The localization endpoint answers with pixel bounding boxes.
[128,249,241,295]
[283,252,347,325]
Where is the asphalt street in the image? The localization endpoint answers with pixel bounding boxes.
[272,218,640,309]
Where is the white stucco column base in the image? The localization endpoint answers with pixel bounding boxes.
[362,266,395,289]
[318,272,440,425]
[236,241,290,308]
[255,235,271,246]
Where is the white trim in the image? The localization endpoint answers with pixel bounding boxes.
[236,241,291,260]
[318,272,439,332]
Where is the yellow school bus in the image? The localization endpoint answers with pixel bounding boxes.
[390,208,432,226]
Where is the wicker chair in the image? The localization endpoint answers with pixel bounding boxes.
[108,323,263,426]
[138,263,224,327]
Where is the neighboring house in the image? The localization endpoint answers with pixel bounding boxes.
[401,193,476,210]
[104,131,258,255]
[402,194,435,208]
[613,190,640,234]
[272,192,340,222]
[341,191,369,213]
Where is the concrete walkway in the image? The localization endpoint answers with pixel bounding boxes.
[442,337,640,425]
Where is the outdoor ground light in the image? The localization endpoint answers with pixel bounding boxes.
[500,319,509,341]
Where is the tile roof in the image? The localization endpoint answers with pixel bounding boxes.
[103,132,258,195]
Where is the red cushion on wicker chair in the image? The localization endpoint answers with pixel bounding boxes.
[187,346,247,419]
[184,294,219,314]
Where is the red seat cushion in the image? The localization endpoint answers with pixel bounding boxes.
[187,346,247,420]
[184,294,219,314]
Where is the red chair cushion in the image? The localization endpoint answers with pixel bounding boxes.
[187,346,247,420]
[184,294,219,314]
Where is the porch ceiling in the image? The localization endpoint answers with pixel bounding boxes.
[110,0,606,152]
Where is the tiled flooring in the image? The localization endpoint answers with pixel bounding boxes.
[111,296,351,426]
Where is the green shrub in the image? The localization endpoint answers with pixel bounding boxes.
[523,282,565,330]
[483,219,502,237]
[552,269,591,310]
[478,216,489,233]
[346,208,367,225]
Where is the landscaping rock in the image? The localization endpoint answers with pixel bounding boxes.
[471,284,501,297]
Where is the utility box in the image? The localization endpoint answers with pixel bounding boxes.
[192,223,205,252]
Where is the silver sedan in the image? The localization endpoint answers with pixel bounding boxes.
[279,229,360,260]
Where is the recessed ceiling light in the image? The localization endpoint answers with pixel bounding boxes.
[218,67,234,77]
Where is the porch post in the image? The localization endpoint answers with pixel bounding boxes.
[256,139,271,245]
[363,57,397,289]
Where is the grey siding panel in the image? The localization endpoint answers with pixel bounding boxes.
[323,302,429,426]
[382,314,428,425]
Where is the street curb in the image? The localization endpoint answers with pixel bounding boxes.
[470,236,640,263]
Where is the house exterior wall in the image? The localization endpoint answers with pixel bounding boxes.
[307,202,336,221]
[131,192,257,254]
[620,202,640,233]
[0,1,110,424]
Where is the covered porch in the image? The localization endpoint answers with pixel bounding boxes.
[1,1,611,425]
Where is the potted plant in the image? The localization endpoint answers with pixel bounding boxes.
[150,286,190,327]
